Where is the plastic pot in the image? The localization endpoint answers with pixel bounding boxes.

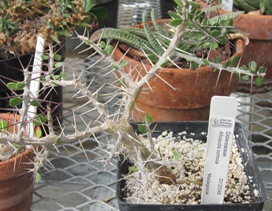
[160,0,176,18]
[117,122,267,211]
[66,0,119,54]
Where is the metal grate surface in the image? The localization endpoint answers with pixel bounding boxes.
[31,1,272,210]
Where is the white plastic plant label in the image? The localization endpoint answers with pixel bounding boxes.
[222,0,233,11]
[28,35,45,137]
[201,96,238,204]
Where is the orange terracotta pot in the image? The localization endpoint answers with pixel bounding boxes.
[233,14,272,93]
[0,113,37,211]
[197,0,272,93]
[114,20,243,122]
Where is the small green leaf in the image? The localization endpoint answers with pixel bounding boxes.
[138,124,148,134]
[189,1,200,9]
[6,82,17,90]
[35,172,42,183]
[30,100,39,107]
[50,35,60,44]
[52,75,62,80]
[99,41,106,49]
[16,82,26,90]
[54,62,64,68]
[102,45,114,56]
[12,143,23,149]
[211,29,221,38]
[121,60,129,68]
[148,54,158,63]
[57,29,72,37]
[190,62,198,70]
[210,42,218,51]
[213,56,221,64]
[168,11,181,19]
[9,97,23,106]
[249,61,257,73]
[173,0,183,7]
[60,72,66,80]
[55,137,62,145]
[202,59,210,66]
[220,36,228,45]
[169,18,183,26]
[36,129,42,138]
[41,55,49,61]
[241,75,250,81]
[84,39,91,45]
[7,82,25,90]
[229,18,234,26]
[258,66,266,73]
[160,60,169,67]
[173,150,181,160]
[0,120,8,131]
[54,54,62,62]
[223,60,231,68]
[129,166,139,173]
[231,56,239,67]
[255,76,264,87]
[33,115,47,126]
[145,114,153,124]
[187,21,194,28]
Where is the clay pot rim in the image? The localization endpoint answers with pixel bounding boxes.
[197,0,272,39]
[0,147,33,166]
[0,113,39,166]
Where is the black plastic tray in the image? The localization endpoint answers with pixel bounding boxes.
[117,121,267,211]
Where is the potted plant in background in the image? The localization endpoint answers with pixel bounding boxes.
[0,0,108,130]
[229,0,272,93]
[89,1,262,122]
[194,0,272,93]
[0,0,267,210]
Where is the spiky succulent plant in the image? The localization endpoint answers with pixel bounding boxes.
[0,0,266,185]
[90,2,265,86]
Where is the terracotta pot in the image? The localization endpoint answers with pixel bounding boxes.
[0,113,36,211]
[197,0,272,93]
[233,14,272,93]
[114,20,243,122]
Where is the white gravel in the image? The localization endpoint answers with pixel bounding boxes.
[124,130,257,204]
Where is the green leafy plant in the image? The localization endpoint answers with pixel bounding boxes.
[0,120,8,132]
